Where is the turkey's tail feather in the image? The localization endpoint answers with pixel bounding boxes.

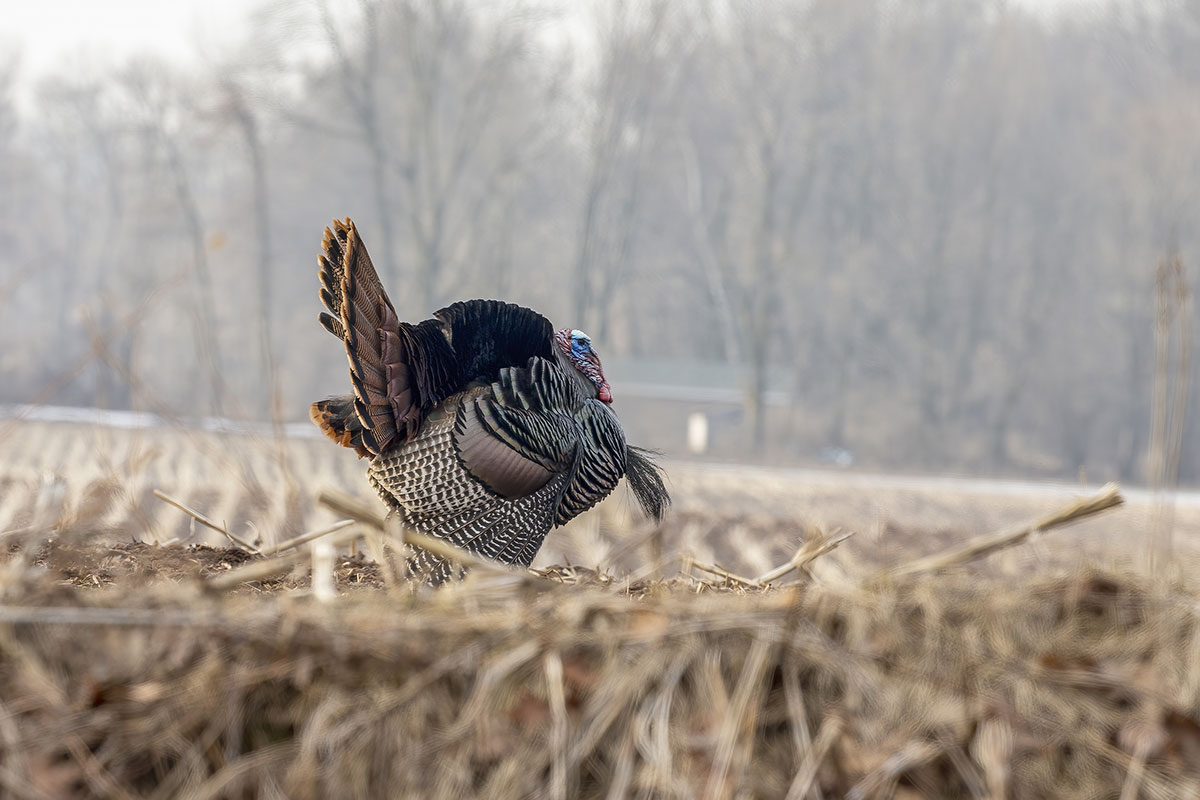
[316,218,410,455]
[309,395,375,458]
[625,446,670,522]
[316,219,558,458]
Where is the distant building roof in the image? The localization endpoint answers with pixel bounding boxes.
[604,358,792,407]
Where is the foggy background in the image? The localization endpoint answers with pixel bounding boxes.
[3,0,1199,485]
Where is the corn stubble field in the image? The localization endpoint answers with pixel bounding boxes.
[3,418,1200,799]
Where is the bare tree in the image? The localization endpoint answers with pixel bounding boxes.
[315,0,401,289]
[214,75,279,419]
[1147,252,1191,566]
[31,72,138,408]
[117,59,227,416]
[8,0,1200,480]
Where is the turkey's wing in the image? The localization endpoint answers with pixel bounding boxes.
[453,395,578,499]
[451,357,586,499]
[554,400,629,526]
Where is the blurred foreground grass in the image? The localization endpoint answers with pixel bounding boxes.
[4,536,1200,798]
[2,419,1200,797]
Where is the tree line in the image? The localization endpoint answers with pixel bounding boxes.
[3,0,1200,484]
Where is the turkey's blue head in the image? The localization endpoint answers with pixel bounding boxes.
[555,328,613,404]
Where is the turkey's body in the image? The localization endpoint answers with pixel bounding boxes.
[309,218,667,583]
[367,387,568,583]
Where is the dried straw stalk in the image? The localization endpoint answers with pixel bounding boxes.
[887,482,1124,579]
[152,489,261,553]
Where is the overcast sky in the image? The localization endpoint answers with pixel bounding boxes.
[5,0,1116,95]
[6,0,251,78]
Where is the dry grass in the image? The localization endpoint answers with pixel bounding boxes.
[3,418,1197,576]
[3,528,1200,799]
[3,420,1200,797]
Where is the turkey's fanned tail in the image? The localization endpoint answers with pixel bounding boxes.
[313,217,560,457]
[313,218,404,455]
[625,446,670,522]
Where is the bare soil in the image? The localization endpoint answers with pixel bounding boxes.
[28,541,387,592]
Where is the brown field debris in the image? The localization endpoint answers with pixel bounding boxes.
[0,481,1198,799]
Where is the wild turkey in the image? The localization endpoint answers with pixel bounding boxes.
[309,218,669,583]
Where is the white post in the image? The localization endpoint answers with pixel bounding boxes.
[312,540,336,602]
[687,411,709,455]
